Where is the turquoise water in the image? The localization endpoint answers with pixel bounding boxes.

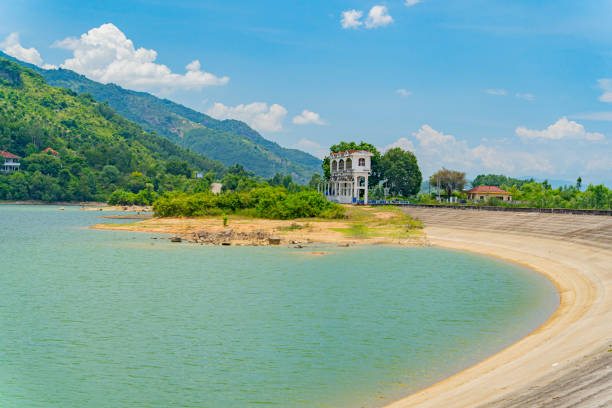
[0,205,558,408]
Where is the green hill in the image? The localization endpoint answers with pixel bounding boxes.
[0,51,321,183]
[0,58,225,202]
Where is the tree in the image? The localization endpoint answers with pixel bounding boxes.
[309,173,324,190]
[165,159,191,177]
[322,141,382,184]
[576,176,582,191]
[380,148,422,197]
[430,168,466,199]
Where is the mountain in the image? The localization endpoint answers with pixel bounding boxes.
[0,58,225,202]
[0,51,321,183]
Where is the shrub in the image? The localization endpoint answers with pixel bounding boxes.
[152,188,345,219]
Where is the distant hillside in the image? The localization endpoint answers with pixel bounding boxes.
[0,58,225,202]
[0,51,321,183]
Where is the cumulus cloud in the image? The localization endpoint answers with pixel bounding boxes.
[485,89,507,96]
[515,92,535,101]
[385,125,553,177]
[396,88,411,97]
[405,0,422,6]
[383,137,415,152]
[598,79,612,103]
[342,6,392,29]
[53,23,228,93]
[294,138,328,158]
[207,102,287,133]
[341,9,363,29]
[365,5,394,28]
[292,110,325,125]
[0,32,57,69]
[516,117,604,141]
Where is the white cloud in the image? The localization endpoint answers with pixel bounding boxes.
[365,5,394,29]
[485,89,507,96]
[53,23,228,93]
[294,138,328,159]
[383,137,415,152]
[341,10,363,29]
[571,112,612,121]
[385,125,553,177]
[515,92,534,101]
[405,0,422,6]
[598,79,612,103]
[1,32,43,66]
[206,102,287,133]
[292,110,325,125]
[396,88,412,97]
[516,117,604,141]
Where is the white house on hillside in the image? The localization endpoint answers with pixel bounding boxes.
[1,150,21,173]
[319,150,373,204]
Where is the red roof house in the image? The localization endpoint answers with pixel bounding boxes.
[1,150,21,173]
[42,147,59,155]
[465,185,512,202]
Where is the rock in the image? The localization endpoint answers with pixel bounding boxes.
[170,237,182,243]
[294,244,304,249]
[338,243,350,247]
[221,242,231,246]
[268,237,281,245]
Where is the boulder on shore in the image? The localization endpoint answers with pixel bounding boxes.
[268,236,281,245]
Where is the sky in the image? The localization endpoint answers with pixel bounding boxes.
[1,0,611,184]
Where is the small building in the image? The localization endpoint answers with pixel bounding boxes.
[210,182,223,195]
[42,147,59,156]
[465,185,512,202]
[319,150,373,204]
[1,150,21,173]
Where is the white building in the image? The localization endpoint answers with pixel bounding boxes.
[1,150,21,173]
[210,182,223,195]
[319,150,373,204]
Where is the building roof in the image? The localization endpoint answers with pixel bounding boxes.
[1,150,21,159]
[330,150,373,157]
[466,185,511,194]
[42,147,59,155]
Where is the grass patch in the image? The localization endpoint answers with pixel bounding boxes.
[278,222,310,231]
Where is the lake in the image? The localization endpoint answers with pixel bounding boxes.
[0,205,558,408]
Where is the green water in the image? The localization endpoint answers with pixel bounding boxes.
[0,205,558,408]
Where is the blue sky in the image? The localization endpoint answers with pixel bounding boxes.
[1,0,611,184]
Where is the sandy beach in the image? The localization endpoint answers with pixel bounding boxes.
[384,208,612,408]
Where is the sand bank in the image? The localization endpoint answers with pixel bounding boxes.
[91,206,427,247]
[385,223,612,408]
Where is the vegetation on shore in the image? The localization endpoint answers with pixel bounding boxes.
[153,188,345,219]
[417,174,612,210]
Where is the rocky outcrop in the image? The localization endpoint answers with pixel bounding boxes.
[172,228,296,246]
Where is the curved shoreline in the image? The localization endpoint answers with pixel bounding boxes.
[384,226,610,408]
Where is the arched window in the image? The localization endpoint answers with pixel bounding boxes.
[346,158,352,169]
[339,159,344,170]
[358,158,366,166]
[331,160,337,171]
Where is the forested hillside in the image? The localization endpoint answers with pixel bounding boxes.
[0,58,225,202]
[0,51,321,183]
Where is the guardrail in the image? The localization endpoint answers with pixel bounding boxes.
[407,204,612,216]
